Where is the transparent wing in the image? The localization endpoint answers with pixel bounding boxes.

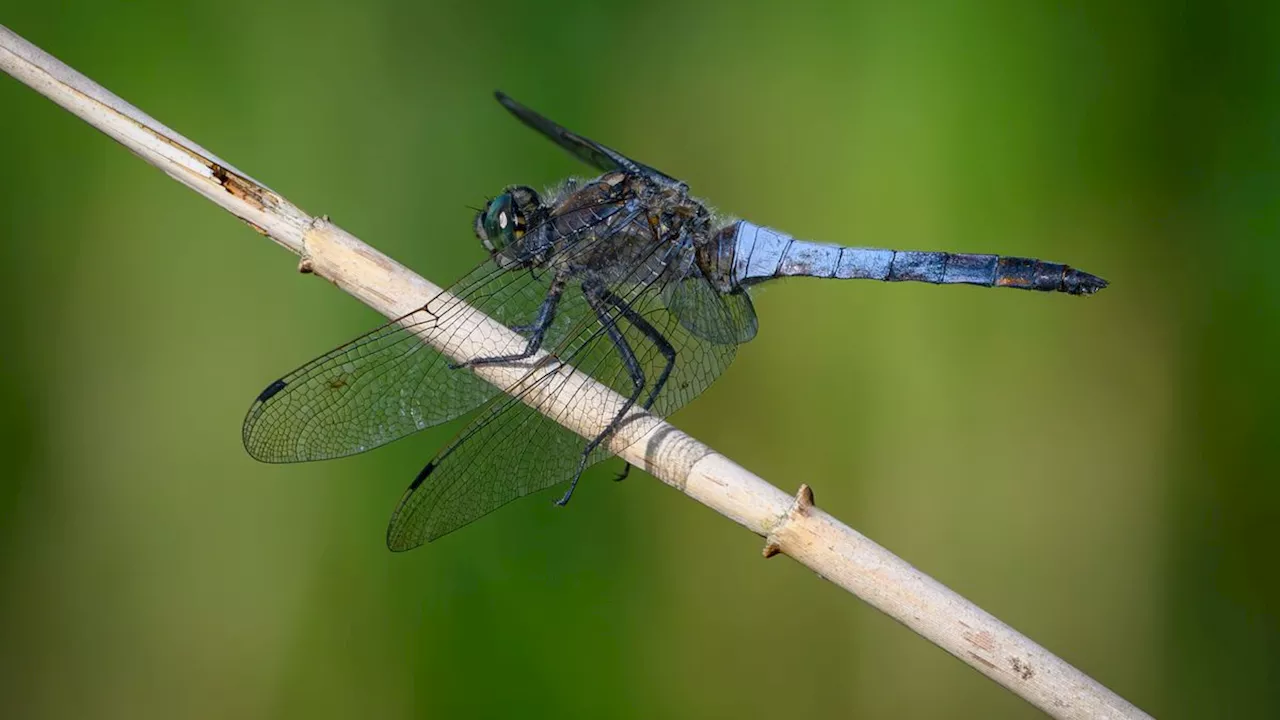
[495,91,680,185]
[386,247,753,549]
[242,260,587,463]
[663,278,758,344]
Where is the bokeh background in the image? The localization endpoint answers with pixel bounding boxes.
[1,2,1276,718]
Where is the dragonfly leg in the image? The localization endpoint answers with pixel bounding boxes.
[602,288,676,487]
[559,284,678,500]
[615,218,682,411]
[599,287,676,411]
[613,462,632,482]
[451,271,568,369]
[557,282,647,507]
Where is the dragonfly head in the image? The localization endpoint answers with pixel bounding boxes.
[475,185,541,257]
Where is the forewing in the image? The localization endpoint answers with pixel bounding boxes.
[495,91,679,185]
[242,259,586,463]
[386,248,746,548]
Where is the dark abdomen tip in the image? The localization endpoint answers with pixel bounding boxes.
[1062,267,1109,295]
[996,257,1108,295]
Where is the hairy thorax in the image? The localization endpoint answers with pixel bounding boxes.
[540,171,715,288]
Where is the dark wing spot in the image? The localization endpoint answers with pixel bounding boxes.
[408,462,436,491]
[256,378,287,402]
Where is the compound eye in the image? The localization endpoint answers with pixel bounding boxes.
[480,194,518,252]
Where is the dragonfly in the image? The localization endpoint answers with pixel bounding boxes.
[243,91,1107,550]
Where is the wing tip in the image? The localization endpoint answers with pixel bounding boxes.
[385,523,430,552]
[385,462,438,552]
[240,427,285,464]
[494,90,516,109]
[386,536,418,553]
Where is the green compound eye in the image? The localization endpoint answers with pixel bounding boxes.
[478,194,517,252]
[474,185,539,255]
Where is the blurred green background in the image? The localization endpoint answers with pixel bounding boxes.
[1,1,1276,717]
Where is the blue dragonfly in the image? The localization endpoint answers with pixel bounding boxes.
[244,92,1107,549]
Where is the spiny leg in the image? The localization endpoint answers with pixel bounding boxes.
[601,287,675,411]
[557,281,647,507]
[625,219,684,411]
[597,286,677,483]
[607,220,686,484]
[451,270,568,369]
[563,220,683,497]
